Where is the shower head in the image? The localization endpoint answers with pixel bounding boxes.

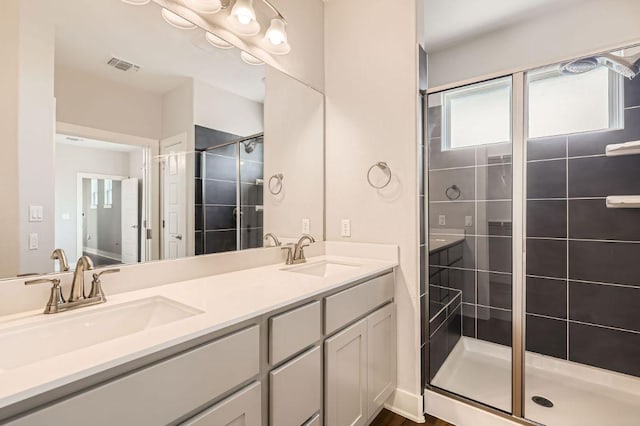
[242,140,256,154]
[560,53,640,80]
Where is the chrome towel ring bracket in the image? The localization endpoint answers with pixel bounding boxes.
[367,162,392,189]
[268,173,284,195]
[445,184,461,200]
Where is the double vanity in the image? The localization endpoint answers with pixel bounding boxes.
[0,244,398,426]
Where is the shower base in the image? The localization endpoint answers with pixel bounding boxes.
[431,337,640,426]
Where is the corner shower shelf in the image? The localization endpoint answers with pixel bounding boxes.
[605,140,640,157]
[606,196,640,209]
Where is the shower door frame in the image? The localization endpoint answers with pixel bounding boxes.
[422,38,640,425]
[422,71,529,424]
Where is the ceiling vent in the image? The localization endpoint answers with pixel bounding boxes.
[107,57,141,72]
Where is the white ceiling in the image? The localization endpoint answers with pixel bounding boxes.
[53,0,265,102]
[423,0,587,52]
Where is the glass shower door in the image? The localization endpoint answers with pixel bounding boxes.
[239,135,264,250]
[426,76,514,413]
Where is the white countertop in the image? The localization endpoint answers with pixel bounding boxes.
[0,254,396,411]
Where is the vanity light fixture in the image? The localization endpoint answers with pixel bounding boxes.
[227,0,261,36]
[161,8,198,30]
[240,51,264,66]
[205,32,234,49]
[183,0,222,14]
[263,18,290,55]
[121,0,151,5]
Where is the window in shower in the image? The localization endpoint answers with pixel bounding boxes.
[442,78,512,150]
[528,66,622,139]
[426,76,514,413]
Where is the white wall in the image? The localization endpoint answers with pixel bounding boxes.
[193,80,263,137]
[263,67,324,240]
[55,143,133,262]
[427,0,640,88]
[325,0,423,419]
[55,65,163,140]
[0,0,20,277]
[17,0,56,276]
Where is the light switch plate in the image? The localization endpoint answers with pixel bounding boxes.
[341,219,351,237]
[302,218,310,234]
[438,215,446,226]
[465,216,473,227]
[29,233,38,250]
[29,205,44,222]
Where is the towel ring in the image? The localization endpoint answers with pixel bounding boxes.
[367,162,392,189]
[268,173,284,195]
[445,184,461,200]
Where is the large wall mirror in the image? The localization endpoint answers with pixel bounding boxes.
[1,0,324,278]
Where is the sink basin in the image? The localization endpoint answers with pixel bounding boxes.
[282,260,361,278]
[0,297,202,372]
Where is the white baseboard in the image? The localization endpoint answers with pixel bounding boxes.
[384,388,425,423]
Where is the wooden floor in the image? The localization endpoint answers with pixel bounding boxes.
[370,409,454,426]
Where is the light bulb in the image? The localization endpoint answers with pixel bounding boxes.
[231,0,256,25]
[161,8,197,30]
[265,18,287,46]
[226,0,260,36]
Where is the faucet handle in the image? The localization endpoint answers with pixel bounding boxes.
[89,268,120,301]
[280,244,294,265]
[25,278,65,314]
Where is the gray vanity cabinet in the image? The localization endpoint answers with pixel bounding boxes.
[182,382,262,426]
[325,302,396,426]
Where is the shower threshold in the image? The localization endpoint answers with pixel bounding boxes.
[431,337,640,426]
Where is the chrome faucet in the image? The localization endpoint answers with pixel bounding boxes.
[51,248,70,272]
[264,233,281,247]
[69,256,94,302]
[281,234,316,265]
[25,256,120,314]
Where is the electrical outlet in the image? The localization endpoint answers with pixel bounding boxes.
[29,233,38,250]
[465,216,473,227]
[438,215,446,226]
[341,219,351,237]
[302,218,310,234]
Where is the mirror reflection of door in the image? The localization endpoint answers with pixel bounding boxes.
[160,134,187,260]
[121,178,139,264]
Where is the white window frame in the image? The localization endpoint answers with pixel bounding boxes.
[90,178,99,209]
[442,77,513,151]
[103,179,113,209]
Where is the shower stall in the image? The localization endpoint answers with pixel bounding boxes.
[421,45,640,425]
[195,132,265,255]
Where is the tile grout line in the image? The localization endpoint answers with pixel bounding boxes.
[566,135,570,361]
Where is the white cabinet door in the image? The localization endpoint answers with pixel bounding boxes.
[367,303,396,416]
[182,382,261,426]
[325,318,368,426]
[270,346,321,426]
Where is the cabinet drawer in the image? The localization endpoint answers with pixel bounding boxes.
[181,382,261,426]
[270,346,321,426]
[9,326,260,426]
[325,273,394,335]
[269,301,321,365]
